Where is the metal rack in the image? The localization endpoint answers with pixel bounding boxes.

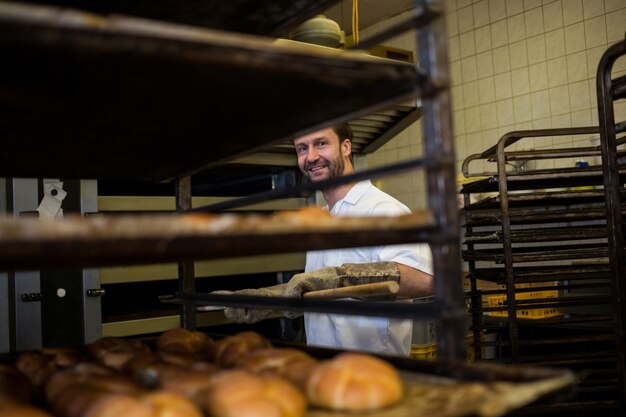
[0,0,466,359]
[460,71,626,414]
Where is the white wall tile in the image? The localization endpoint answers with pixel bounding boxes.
[481,103,499,129]
[549,85,571,115]
[525,7,545,37]
[465,106,482,132]
[462,55,479,82]
[458,0,472,8]
[508,14,527,42]
[551,113,572,129]
[464,80,480,107]
[564,22,586,53]
[531,90,551,118]
[582,0,605,19]
[562,0,584,25]
[524,0,543,10]
[477,51,495,78]
[605,0,625,13]
[449,35,461,61]
[447,11,460,37]
[512,67,531,95]
[460,30,477,57]
[543,1,564,32]
[566,51,589,82]
[474,0,491,27]
[445,0,459,12]
[584,15,607,49]
[513,94,533,122]
[454,109,467,134]
[479,77,497,103]
[546,28,566,58]
[449,60,463,85]
[475,25,493,52]
[547,56,568,86]
[497,98,515,125]
[570,109,592,127]
[490,0,507,21]
[529,62,549,91]
[527,34,547,64]
[452,85,466,110]
[491,20,510,47]
[506,0,525,16]
[606,8,626,43]
[458,5,475,33]
[492,45,512,73]
[532,117,552,129]
[568,80,591,112]
[588,78,599,108]
[495,71,514,99]
[510,40,529,69]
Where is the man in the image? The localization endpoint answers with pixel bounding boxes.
[220,123,433,356]
[290,123,433,356]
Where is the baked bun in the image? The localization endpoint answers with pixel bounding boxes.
[0,403,54,417]
[210,331,272,368]
[156,328,213,362]
[0,363,33,405]
[235,348,317,390]
[304,353,403,411]
[83,391,203,417]
[88,337,151,371]
[200,370,306,417]
[15,348,83,388]
[157,365,217,399]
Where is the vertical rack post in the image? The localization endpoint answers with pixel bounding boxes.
[417,0,466,360]
[596,40,626,412]
[175,175,197,330]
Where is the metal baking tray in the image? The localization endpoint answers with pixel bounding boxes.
[0,1,426,181]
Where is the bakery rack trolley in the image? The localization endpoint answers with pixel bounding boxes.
[0,0,466,360]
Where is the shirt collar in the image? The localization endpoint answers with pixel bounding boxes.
[330,180,372,213]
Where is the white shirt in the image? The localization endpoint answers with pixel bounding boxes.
[303,180,433,356]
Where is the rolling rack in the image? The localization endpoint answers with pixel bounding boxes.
[460,40,626,416]
[0,1,581,414]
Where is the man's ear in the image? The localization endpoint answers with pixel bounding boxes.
[341,138,352,158]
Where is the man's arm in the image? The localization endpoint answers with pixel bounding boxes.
[396,263,433,298]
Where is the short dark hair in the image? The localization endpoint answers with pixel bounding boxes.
[332,122,353,142]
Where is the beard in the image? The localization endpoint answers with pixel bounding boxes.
[303,153,345,182]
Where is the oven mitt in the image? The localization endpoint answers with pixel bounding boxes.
[210,285,286,324]
[214,262,401,323]
[280,262,401,318]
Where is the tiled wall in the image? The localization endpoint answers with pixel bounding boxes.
[362,0,626,210]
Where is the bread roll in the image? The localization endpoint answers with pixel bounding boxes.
[304,353,403,411]
[15,348,83,388]
[235,348,317,390]
[143,391,204,417]
[0,403,54,417]
[83,393,154,417]
[156,328,213,362]
[200,370,306,417]
[88,337,151,371]
[157,365,217,399]
[0,363,33,405]
[210,332,272,368]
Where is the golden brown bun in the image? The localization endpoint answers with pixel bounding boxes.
[122,353,179,389]
[235,348,317,390]
[304,353,404,411]
[0,403,54,417]
[210,332,272,368]
[157,366,217,399]
[200,370,306,417]
[15,348,83,388]
[156,328,213,361]
[143,391,204,417]
[88,337,151,371]
[83,393,154,417]
[0,363,33,405]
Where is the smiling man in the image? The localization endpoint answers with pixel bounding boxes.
[290,122,434,355]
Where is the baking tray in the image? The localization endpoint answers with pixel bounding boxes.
[0,1,426,181]
[8,0,341,36]
[0,210,436,271]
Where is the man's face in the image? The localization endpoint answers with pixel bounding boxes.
[293,128,347,182]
